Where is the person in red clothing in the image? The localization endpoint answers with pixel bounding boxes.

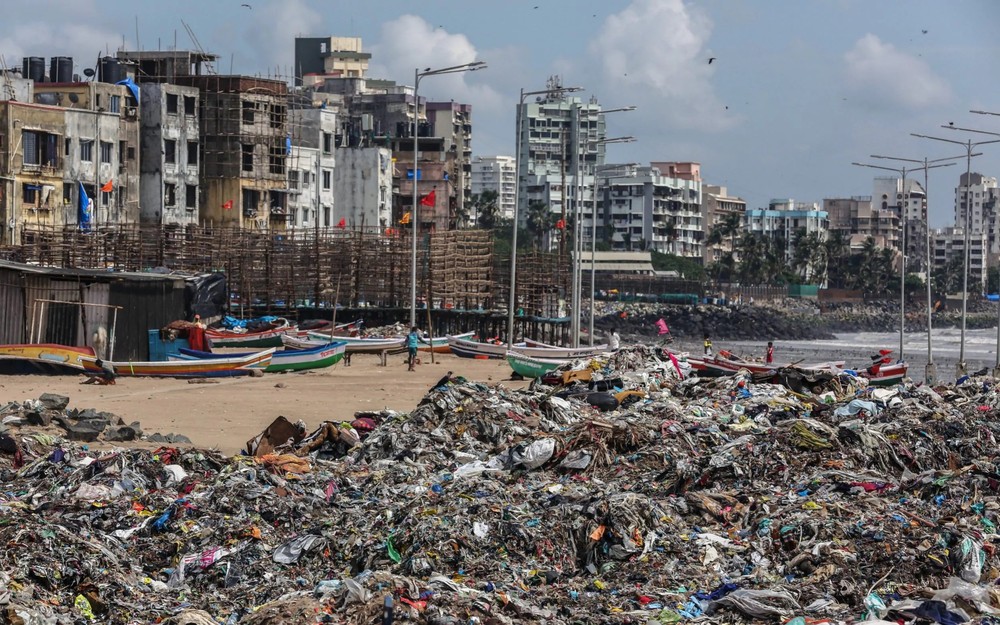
[766,341,774,364]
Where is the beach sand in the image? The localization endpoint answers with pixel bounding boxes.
[0,353,525,455]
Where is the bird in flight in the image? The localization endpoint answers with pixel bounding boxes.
[921,29,928,34]
[241,3,252,8]
[708,57,717,64]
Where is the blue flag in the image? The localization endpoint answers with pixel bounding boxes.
[78,181,91,231]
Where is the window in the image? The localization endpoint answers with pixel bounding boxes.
[242,101,255,124]
[100,141,113,164]
[166,93,178,114]
[164,183,176,207]
[109,95,121,114]
[187,141,198,167]
[185,184,197,210]
[63,182,73,204]
[323,206,330,227]
[101,190,110,206]
[322,169,332,190]
[119,141,126,167]
[22,183,38,205]
[322,132,333,154]
[64,137,71,157]
[80,139,94,162]
[164,139,176,164]
[268,144,285,175]
[269,104,284,129]
[289,170,300,190]
[242,144,253,171]
[127,145,136,161]
[302,171,310,185]
[21,131,58,167]
[184,96,196,116]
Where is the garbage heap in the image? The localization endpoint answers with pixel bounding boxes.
[5,353,1000,624]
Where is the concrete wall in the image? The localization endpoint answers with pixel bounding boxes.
[139,83,200,226]
[333,147,391,229]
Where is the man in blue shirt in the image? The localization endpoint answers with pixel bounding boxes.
[406,326,419,371]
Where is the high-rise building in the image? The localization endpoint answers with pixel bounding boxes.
[294,36,371,86]
[138,83,201,226]
[823,196,900,252]
[746,199,828,260]
[702,185,747,264]
[286,107,337,229]
[516,76,605,227]
[872,176,926,271]
[470,156,516,220]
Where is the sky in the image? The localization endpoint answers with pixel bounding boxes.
[2,0,999,226]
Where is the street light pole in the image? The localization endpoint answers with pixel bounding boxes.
[508,84,583,349]
[970,110,1000,373]
[409,61,487,327]
[871,153,969,384]
[912,129,1000,375]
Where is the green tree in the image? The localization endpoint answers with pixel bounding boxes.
[525,201,553,251]
[933,254,964,295]
[825,231,850,288]
[471,190,501,230]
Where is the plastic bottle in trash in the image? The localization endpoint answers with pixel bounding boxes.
[382,595,394,625]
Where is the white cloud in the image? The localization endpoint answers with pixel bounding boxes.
[843,33,951,109]
[370,15,499,108]
[588,0,736,132]
[240,0,321,74]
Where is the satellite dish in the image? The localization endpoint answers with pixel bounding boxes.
[68,93,79,103]
[82,68,95,78]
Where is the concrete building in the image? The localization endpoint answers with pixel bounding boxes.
[952,172,1000,266]
[427,101,472,219]
[119,50,291,230]
[701,184,747,263]
[394,157,456,233]
[138,83,201,226]
[0,72,140,244]
[932,226,987,291]
[286,107,336,229]
[333,147,392,229]
[471,156,516,220]
[294,36,371,86]
[873,176,926,270]
[602,162,702,257]
[746,199,829,259]
[823,196,900,251]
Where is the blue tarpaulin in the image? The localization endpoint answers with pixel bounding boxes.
[115,77,140,105]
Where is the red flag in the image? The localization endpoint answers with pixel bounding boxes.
[222,200,233,210]
[337,218,346,229]
[555,219,566,230]
[419,190,436,207]
[100,180,113,193]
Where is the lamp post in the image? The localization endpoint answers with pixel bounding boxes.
[507,84,583,349]
[409,61,487,327]
[569,105,635,348]
[912,129,1000,375]
[588,159,638,345]
[871,153,971,384]
[969,110,1000,373]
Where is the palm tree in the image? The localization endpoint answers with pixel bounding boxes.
[472,190,501,230]
[525,201,553,251]
[825,231,850,288]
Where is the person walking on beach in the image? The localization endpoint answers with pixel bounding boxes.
[703,333,713,356]
[406,326,420,371]
[766,341,774,364]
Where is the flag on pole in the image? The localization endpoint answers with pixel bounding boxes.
[555,219,566,230]
[337,218,346,229]
[419,190,436,207]
[100,180,113,193]
[400,212,412,225]
[222,200,233,210]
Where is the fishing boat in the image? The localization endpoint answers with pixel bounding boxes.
[82,348,275,378]
[860,361,908,386]
[419,331,474,353]
[298,333,406,354]
[0,343,96,375]
[174,341,346,373]
[447,335,512,359]
[206,319,292,348]
[515,343,609,360]
[688,350,844,378]
[287,319,361,339]
[507,351,568,378]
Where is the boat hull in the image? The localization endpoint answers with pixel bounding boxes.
[447,336,509,359]
[177,342,346,373]
[0,344,95,375]
[507,352,567,378]
[83,348,275,378]
[419,331,474,353]
[298,333,405,354]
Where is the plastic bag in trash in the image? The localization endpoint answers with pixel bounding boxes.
[273,534,326,564]
[708,589,801,619]
[510,438,555,469]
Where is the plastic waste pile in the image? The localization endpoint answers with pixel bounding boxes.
[6,365,1000,623]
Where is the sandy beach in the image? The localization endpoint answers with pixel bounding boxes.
[0,353,525,454]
